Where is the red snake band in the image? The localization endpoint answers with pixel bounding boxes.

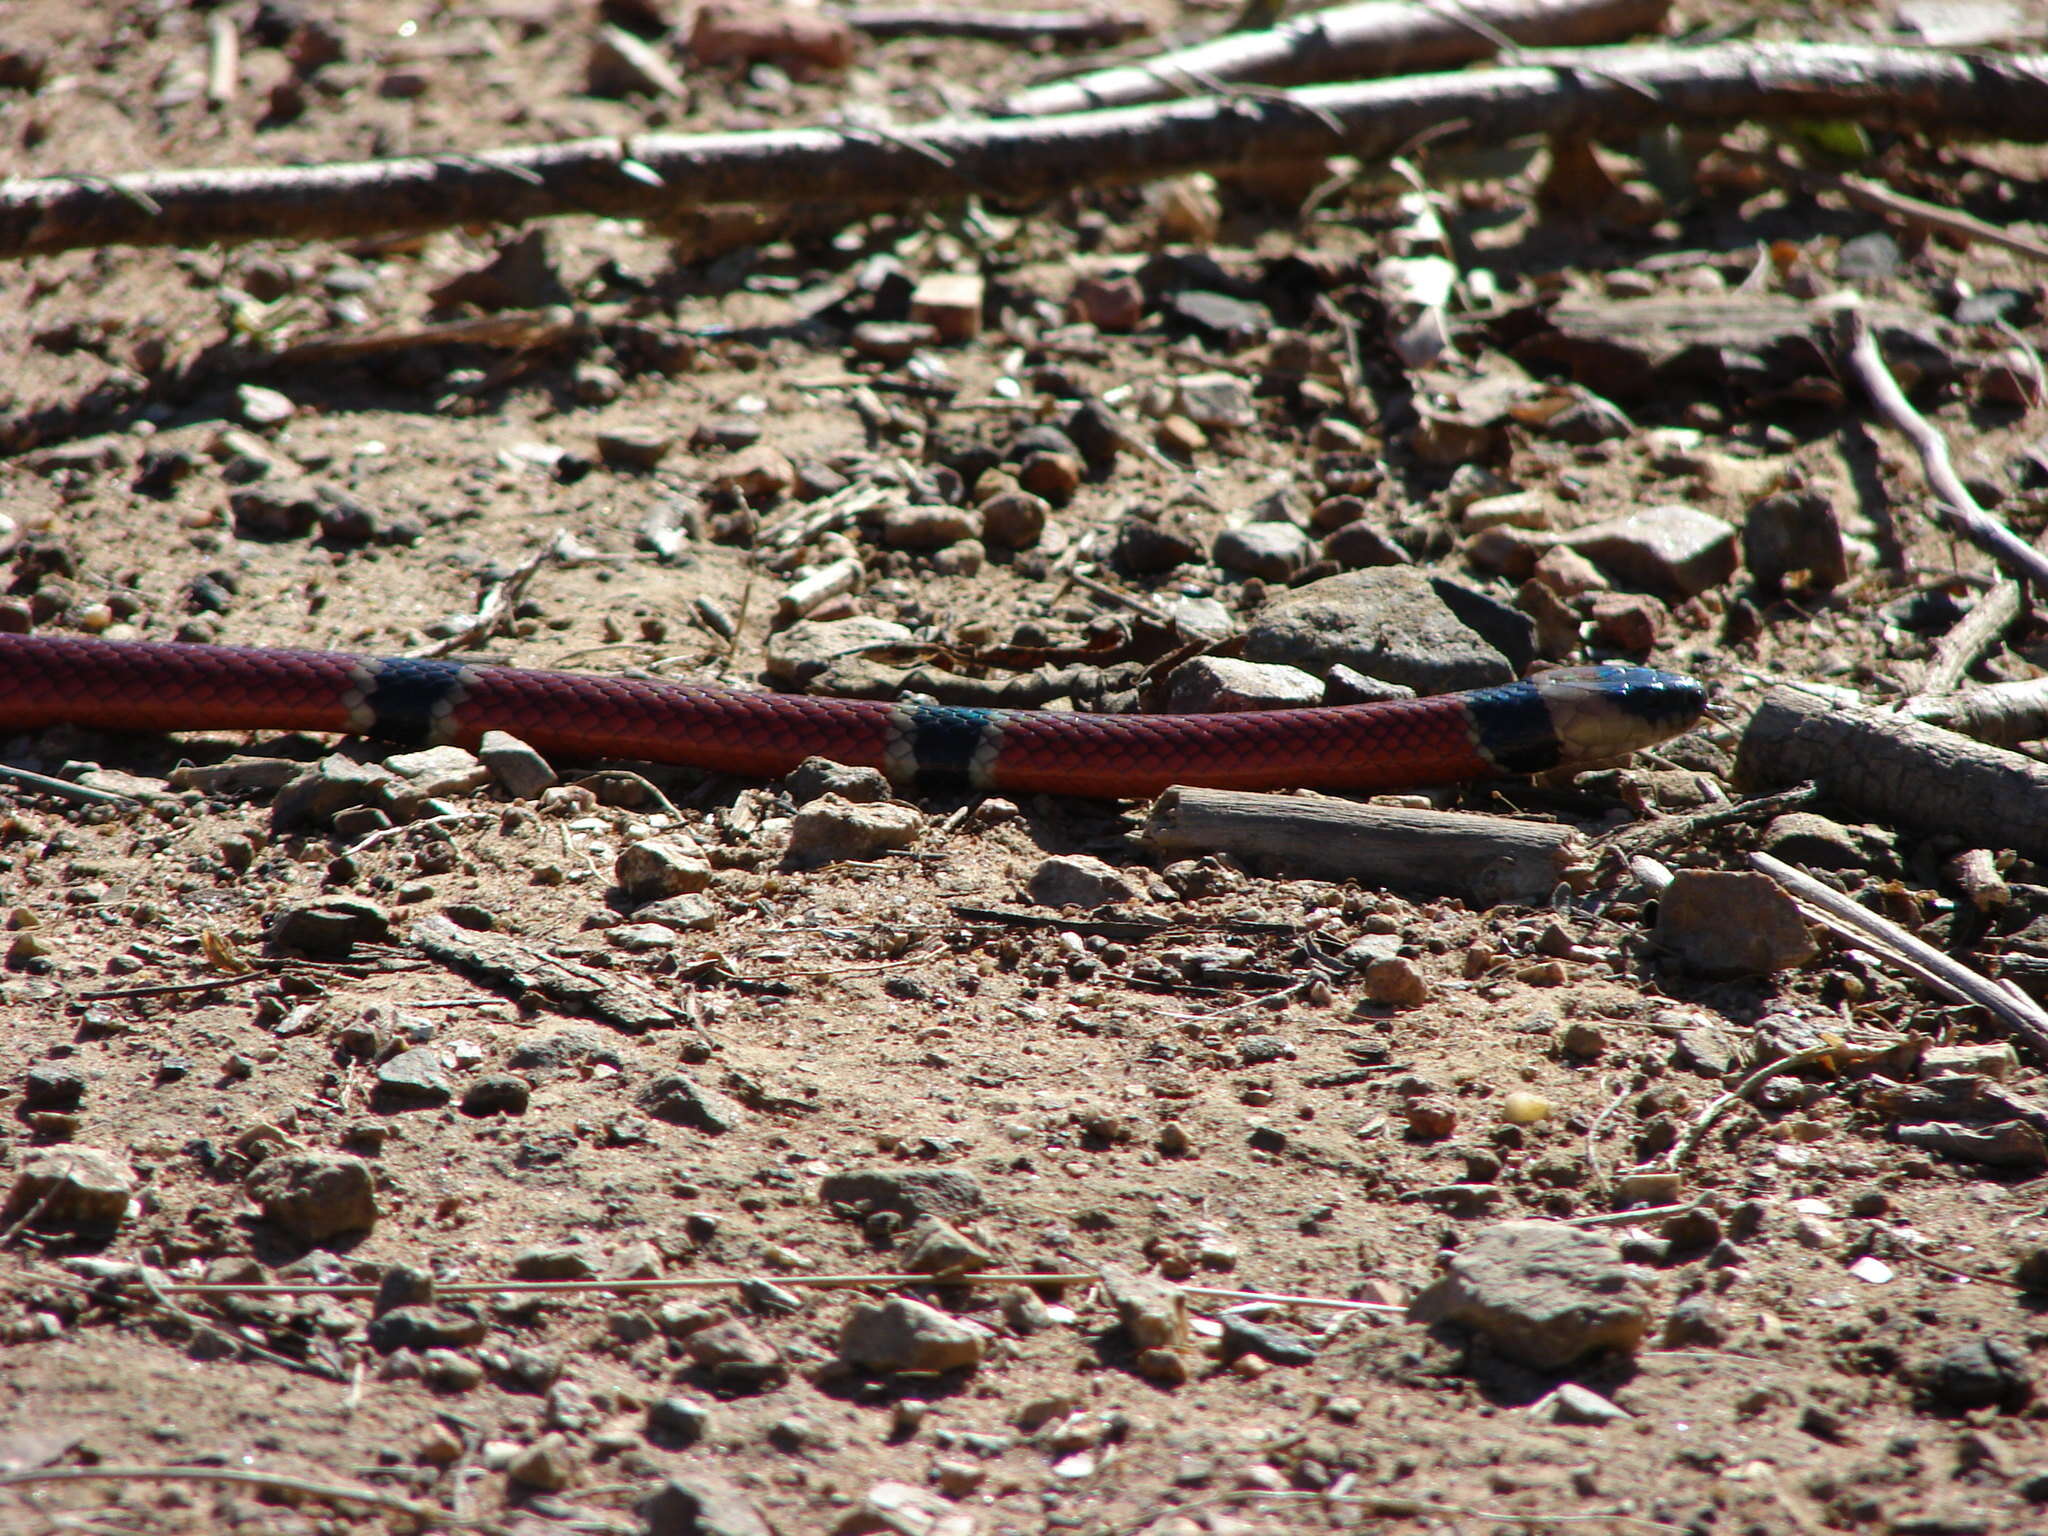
[0,634,1705,798]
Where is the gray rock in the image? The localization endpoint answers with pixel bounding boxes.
[765,617,915,687]
[785,795,924,867]
[786,758,891,805]
[460,1073,530,1117]
[1655,870,1817,978]
[979,489,1050,549]
[609,922,682,952]
[505,1027,622,1076]
[1926,1337,2032,1412]
[270,755,401,832]
[684,1319,786,1388]
[879,504,981,551]
[835,1480,976,1536]
[1164,656,1324,714]
[640,1073,743,1134]
[1564,505,1738,599]
[1537,1382,1631,1424]
[4,1147,135,1228]
[376,1046,452,1105]
[267,896,391,958]
[244,1152,377,1242]
[1213,522,1313,581]
[229,479,322,538]
[596,426,674,471]
[1322,519,1411,570]
[506,1432,576,1491]
[383,745,491,799]
[23,1064,85,1110]
[641,1474,778,1536]
[1100,1264,1187,1351]
[1026,854,1136,909]
[633,894,719,932]
[512,1245,599,1280]
[1117,511,1204,574]
[819,1168,983,1221]
[1744,488,1848,592]
[478,731,557,798]
[1760,812,1868,871]
[900,1216,997,1276]
[647,1395,714,1445]
[1407,1219,1654,1370]
[839,1296,988,1374]
[374,1264,434,1314]
[616,837,713,901]
[367,1305,488,1352]
[1219,1314,1317,1365]
[1240,567,1512,693]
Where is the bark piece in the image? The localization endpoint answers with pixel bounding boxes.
[1144,788,1579,905]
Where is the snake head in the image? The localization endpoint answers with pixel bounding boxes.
[1527,663,1708,764]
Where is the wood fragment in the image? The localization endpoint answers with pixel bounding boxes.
[1909,575,2027,699]
[5,44,2048,259]
[1835,303,2048,591]
[1903,675,2048,746]
[1734,684,2048,860]
[1751,850,2048,1066]
[847,6,1150,45]
[999,0,1669,116]
[410,913,700,1036]
[1144,788,1579,905]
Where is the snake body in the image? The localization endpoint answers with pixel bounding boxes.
[0,634,1704,798]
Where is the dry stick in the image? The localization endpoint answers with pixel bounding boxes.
[1598,781,1818,857]
[0,761,143,808]
[8,44,2048,258]
[1905,675,2048,746]
[1750,850,2048,1066]
[405,535,566,660]
[0,1466,484,1532]
[999,0,1669,116]
[1912,575,2027,699]
[1654,1041,1872,1173]
[1835,304,2048,592]
[846,6,1151,45]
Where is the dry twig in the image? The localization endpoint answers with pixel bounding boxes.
[0,1465,486,1532]
[6,45,2048,258]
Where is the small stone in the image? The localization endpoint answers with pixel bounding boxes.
[1462,492,1554,532]
[1219,1315,1317,1366]
[1587,591,1664,654]
[1663,1294,1726,1347]
[1070,274,1144,331]
[596,427,674,471]
[1017,451,1082,506]
[633,894,719,932]
[1364,956,1430,1008]
[617,838,713,901]
[1532,545,1609,598]
[237,383,296,427]
[1164,656,1324,713]
[1322,519,1410,570]
[461,1074,530,1117]
[4,1147,135,1228]
[711,443,795,506]
[512,1245,599,1281]
[839,1296,988,1374]
[22,1065,85,1111]
[1655,870,1817,978]
[1407,1219,1654,1370]
[1027,854,1136,909]
[377,1046,453,1105]
[1134,1346,1190,1384]
[1926,1337,2032,1412]
[506,1433,577,1492]
[684,1318,786,1388]
[647,1396,714,1445]
[382,745,491,799]
[367,1305,489,1352]
[1564,505,1738,599]
[267,895,391,957]
[1240,567,1512,694]
[1213,522,1313,581]
[879,504,981,550]
[1176,371,1255,430]
[690,2,858,70]
[477,731,557,797]
[909,272,985,343]
[978,489,1050,550]
[1760,812,1866,870]
[820,1168,983,1221]
[1100,1264,1187,1350]
[785,758,890,805]
[1538,1382,1631,1424]
[1612,1170,1682,1207]
[1116,511,1204,573]
[785,795,925,867]
[229,480,323,538]
[850,320,939,361]
[900,1216,997,1276]
[1501,1091,1552,1125]
[244,1152,377,1242]
[640,1073,744,1134]
[1744,488,1849,592]
[640,1473,776,1536]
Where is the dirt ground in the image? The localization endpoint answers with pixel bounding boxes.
[5,2,2048,1534]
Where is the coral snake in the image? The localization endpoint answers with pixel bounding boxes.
[0,634,1705,799]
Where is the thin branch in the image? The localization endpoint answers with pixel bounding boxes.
[0,762,144,807]
[6,45,2048,257]
[1834,303,2048,591]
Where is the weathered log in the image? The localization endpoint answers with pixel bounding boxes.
[1733,685,2048,859]
[1143,787,1579,905]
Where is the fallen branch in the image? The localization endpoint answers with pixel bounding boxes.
[848,6,1150,45]
[1733,683,2048,861]
[1835,303,2048,591]
[1750,849,2048,1066]
[5,44,2048,258]
[999,0,1668,116]
[1144,787,1580,905]
[1903,675,2048,746]
[0,1465,485,1532]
